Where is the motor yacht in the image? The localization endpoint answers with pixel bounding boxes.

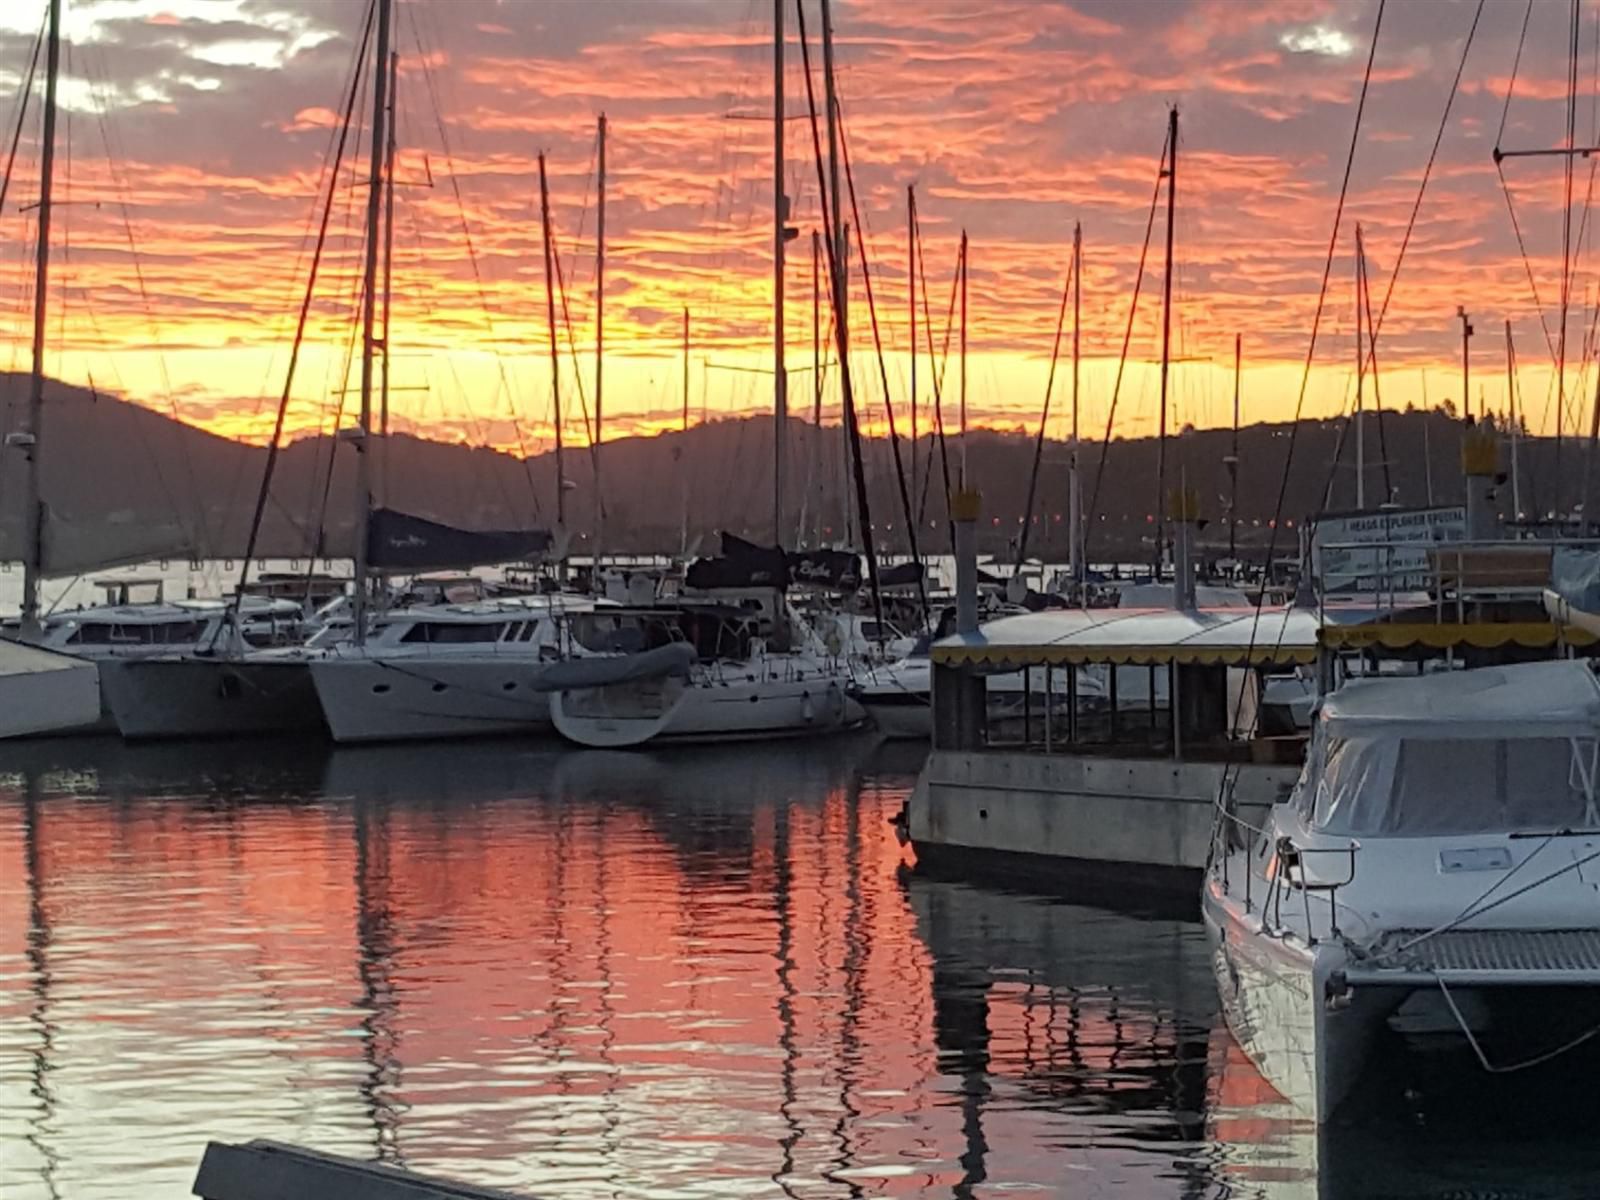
[1203,658,1600,1123]
[309,594,607,743]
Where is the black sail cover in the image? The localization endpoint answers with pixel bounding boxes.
[366,508,552,571]
[684,532,862,591]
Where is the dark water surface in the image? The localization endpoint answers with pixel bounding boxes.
[1,735,1595,1199]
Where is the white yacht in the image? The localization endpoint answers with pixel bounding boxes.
[309,595,607,743]
[549,598,864,748]
[1204,658,1600,1124]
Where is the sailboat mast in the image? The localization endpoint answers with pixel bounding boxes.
[681,307,690,557]
[1354,222,1365,511]
[1154,106,1176,573]
[595,112,606,577]
[813,227,822,544]
[352,0,392,649]
[379,49,397,453]
[1421,368,1435,506]
[1229,333,1240,561]
[538,152,565,532]
[820,0,849,545]
[959,229,968,485]
[18,0,61,636]
[772,0,787,543]
[1068,221,1082,586]
[1506,319,1523,520]
[908,185,917,523]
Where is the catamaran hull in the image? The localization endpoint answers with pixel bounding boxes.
[1202,877,1380,1124]
[0,641,102,739]
[552,674,864,749]
[309,657,557,743]
[100,658,323,740]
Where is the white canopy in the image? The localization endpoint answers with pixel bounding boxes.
[932,605,1319,670]
[1319,658,1600,740]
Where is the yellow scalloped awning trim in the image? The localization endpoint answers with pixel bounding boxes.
[931,642,1317,669]
[1319,621,1596,651]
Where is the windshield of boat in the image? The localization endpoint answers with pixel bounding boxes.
[1303,733,1600,836]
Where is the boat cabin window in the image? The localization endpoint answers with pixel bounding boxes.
[400,621,507,644]
[568,610,754,660]
[67,619,206,646]
[1307,735,1598,836]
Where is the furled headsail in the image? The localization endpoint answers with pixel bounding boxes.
[684,531,862,591]
[366,507,552,571]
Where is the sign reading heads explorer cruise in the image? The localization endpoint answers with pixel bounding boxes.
[1311,506,1467,595]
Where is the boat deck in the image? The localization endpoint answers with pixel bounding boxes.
[1351,928,1600,985]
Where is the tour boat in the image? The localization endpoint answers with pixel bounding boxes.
[1203,658,1600,1123]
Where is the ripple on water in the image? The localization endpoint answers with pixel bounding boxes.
[2,737,1597,1198]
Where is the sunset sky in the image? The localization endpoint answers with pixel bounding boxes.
[1,0,1597,456]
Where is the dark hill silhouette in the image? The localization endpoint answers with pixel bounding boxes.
[0,372,1575,565]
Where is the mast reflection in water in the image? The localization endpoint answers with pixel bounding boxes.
[1,737,1595,1199]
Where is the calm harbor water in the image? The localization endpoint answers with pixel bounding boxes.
[1,735,1595,1199]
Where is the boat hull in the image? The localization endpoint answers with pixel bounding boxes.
[309,656,557,743]
[1202,871,1381,1124]
[552,672,862,748]
[857,693,932,740]
[0,641,102,739]
[100,657,323,741]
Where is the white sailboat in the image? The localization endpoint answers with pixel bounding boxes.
[95,0,409,741]
[549,594,861,748]
[2,0,186,739]
[1204,658,1600,1123]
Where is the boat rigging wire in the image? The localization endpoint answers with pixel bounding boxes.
[794,0,885,632]
[229,0,377,628]
[1322,0,1482,514]
[1359,233,1392,502]
[1367,0,1483,349]
[303,67,380,568]
[1558,0,1580,503]
[1014,244,1075,571]
[1438,975,1600,1074]
[911,210,957,539]
[549,212,602,482]
[1082,131,1166,565]
[406,4,542,516]
[0,9,44,221]
[1495,1,1562,366]
[78,49,215,560]
[836,110,927,618]
[1209,0,1385,847]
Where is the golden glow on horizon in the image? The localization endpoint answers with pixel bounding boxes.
[0,0,1592,452]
